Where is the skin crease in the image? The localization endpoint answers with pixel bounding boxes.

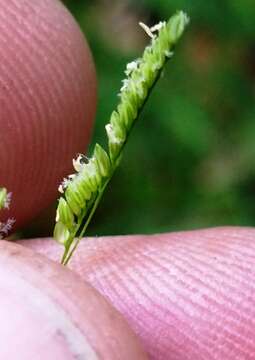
[1,0,255,359]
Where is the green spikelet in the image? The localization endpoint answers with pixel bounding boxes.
[54,11,189,265]
[0,188,11,210]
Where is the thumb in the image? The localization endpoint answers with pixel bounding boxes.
[0,0,96,229]
[0,240,146,359]
[23,226,255,359]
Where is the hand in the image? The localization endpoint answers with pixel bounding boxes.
[1,1,254,359]
[20,227,255,359]
[0,0,96,230]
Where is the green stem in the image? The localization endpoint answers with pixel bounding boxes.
[56,12,189,265]
[61,66,165,265]
[62,177,111,265]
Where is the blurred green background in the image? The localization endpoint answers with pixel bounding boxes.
[25,0,255,237]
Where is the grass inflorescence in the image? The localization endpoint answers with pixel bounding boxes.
[54,11,189,265]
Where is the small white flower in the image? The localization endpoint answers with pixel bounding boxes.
[58,184,64,194]
[125,60,140,76]
[73,155,84,172]
[150,21,166,33]
[105,124,123,144]
[68,174,76,180]
[58,178,71,193]
[73,154,89,172]
[139,22,155,39]
[120,79,130,93]
[139,21,166,39]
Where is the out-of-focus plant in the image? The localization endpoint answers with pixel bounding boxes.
[59,0,255,237]
[0,188,15,239]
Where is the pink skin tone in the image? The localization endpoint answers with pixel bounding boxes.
[0,240,146,359]
[1,0,255,359]
[0,0,96,229]
[23,228,255,360]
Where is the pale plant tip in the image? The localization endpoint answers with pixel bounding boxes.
[0,188,13,210]
[58,184,64,194]
[54,221,70,245]
[125,60,140,76]
[0,188,7,210]
[56,198,74,228]
[165,50,174,58]
[94,144,111,177]
[73,155,83,172]
[150,21,166,33]
[139,22,155,39]
[168,11,189,43]
[120,79,130,93]
[58,177,72,194]
[180,10,190,24]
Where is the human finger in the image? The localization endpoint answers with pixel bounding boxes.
[22,227,255,359]
[0,240,147,359]
[0,0,96,229]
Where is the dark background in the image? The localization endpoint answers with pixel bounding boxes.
[25,0,255,237]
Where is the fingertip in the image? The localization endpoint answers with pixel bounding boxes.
[21,227,255,359]
[0,240,147,359]
[0,0,97,229]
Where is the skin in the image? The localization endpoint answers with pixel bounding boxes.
[1,0,255,359]
[0,240,146,359]
[0,0,96,229]
[22,228,255,360]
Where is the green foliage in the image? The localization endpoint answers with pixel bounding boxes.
[28,1,248,243]
[54,12,188,264]
[61,0,255,236]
